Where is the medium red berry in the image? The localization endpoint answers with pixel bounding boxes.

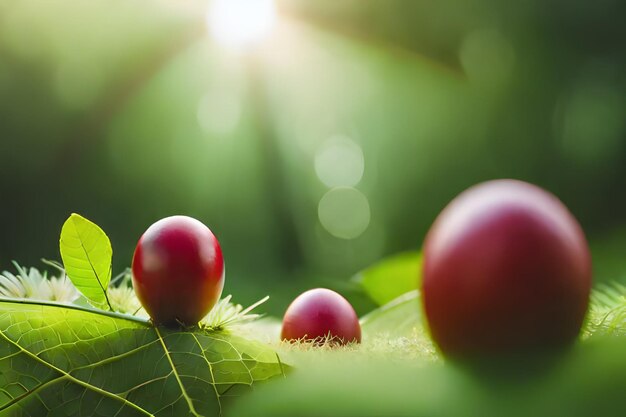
[132,215,225,326]
[422,180,591,358]
[281,288,361,345]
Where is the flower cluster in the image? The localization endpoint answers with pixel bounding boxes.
[0,262,266,329]
[0,262,79,303]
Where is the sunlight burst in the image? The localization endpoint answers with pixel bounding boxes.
[208,0,277,51]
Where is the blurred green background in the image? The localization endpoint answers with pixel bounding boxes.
[1,0,625,316]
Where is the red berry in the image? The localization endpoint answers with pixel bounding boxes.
[281,288,361,345]
[422,180,591,358]
[131,216,224,326]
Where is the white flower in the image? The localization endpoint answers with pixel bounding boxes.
[1,262,269,329]
[108,285,147,316]
[0,262,79,303]
[104,269,147,316]
[201,295,269,330]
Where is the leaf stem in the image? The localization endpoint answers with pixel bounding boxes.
[0,296,150,325]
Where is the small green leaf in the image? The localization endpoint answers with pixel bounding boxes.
[59,213,113,310]
[353,252,422,305]
[584,282,626,338]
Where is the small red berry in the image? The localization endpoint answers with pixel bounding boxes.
[422,180,591,358]
[281,288,361,345]
[132,215,224,326]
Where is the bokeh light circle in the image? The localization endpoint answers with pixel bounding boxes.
[315,135,365,187]
[318,187,371,240]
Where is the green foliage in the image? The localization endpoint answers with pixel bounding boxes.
[255,281,626,417]
[59,213,113,310]
[2,208,626,417]
[360,290,423,337]
[228,336,626,417]
[584,283,626,337]
[0,214,284,416]
[353,252,422,305]
[0,298,285,417]
[359,290,436,360]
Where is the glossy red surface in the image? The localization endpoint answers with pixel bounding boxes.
[132,216,224,326]
[281,288,361,345]
[422,180,591,358]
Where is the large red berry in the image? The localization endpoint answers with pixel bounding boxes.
[132,215,224,326]
[281,288,361,345]
[422,179,591,358]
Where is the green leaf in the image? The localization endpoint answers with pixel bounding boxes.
[59,213,113,310]
[360,290,423,339]
[227,336,626,417]
[584,282,626,338]
[357,290,437,361]
[0,298,285,417]
[353,252,422,305]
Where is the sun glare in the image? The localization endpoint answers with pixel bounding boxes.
[208,0,277,51]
